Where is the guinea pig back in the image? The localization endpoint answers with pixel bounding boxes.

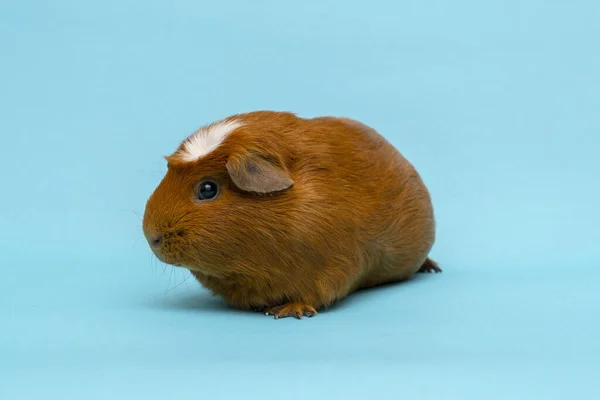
[142,111,440,319]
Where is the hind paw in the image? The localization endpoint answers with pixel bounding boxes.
[417,258,442,273]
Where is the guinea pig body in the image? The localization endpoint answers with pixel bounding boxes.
[143,111,440,319]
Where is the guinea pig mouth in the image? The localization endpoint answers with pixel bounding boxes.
[151,250,183,267]
[159,257,182,267]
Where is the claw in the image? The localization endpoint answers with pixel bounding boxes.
[265,302,318,319]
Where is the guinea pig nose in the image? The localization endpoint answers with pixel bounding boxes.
[150,234,163,248]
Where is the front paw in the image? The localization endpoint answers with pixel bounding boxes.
[265,302,318,319]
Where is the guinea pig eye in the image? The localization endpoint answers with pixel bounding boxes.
[197,180,219,201]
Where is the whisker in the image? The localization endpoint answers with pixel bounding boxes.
[167,265,174,292]
[165,272,192,293]
[150,253,160,275]
[132,236,145,250]
[130,210,143,220]
[182,269,191,291]
[117,208,144,222]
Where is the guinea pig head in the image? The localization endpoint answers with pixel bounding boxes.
[142,121,294,276]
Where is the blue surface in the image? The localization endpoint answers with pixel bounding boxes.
[1,1,599,399]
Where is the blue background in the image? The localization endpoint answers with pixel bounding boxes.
[1,0,599,398]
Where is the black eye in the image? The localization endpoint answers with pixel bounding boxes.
[197,180,219,201]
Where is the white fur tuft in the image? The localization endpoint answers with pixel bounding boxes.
[178,119,243,162]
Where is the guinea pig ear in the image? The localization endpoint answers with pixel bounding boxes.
[226,152,294,194]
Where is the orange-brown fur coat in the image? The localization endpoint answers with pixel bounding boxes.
[143,111,439,318]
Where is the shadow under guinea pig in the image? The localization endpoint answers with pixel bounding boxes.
[323,273,436,313]
[145,272,435,316]
[145,290,247,315]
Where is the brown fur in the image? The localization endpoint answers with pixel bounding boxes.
[142,111,440,319]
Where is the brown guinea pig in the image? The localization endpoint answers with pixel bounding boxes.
[142,110,440,319]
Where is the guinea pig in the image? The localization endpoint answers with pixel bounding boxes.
[142,110,440,319]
